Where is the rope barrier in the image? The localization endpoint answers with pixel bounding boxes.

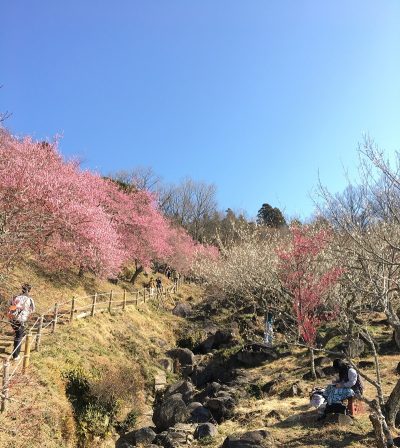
[0,280,183,411]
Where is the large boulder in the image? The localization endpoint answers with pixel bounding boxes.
[221,430,275,448]
[172,302,192,318]
[166,348,196,366]
[154,423,196,448]
[132,427,156,446]
[165,380,195,404]
[188,403,212,423]
[153,393,189,432]
[194,423,218,440]
[197,329,236,354]
[235,343,277,367]
[280,382,305,398]
[205,395,235,423]
[302,367,326,380]
[193,381,222,403]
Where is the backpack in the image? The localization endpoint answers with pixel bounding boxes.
[7,304,22,321]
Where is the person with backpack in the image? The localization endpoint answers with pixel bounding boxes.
[8,283,35,361]
[332,359,363,396]
[316,359,363,421]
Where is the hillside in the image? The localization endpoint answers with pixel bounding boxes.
[1,265,400,448]
[0,263,204,448]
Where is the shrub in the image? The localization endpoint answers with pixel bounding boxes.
[63,365,144,446]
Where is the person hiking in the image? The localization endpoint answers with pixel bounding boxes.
[264,311,274,346]
[8,283,35,361]
[165,266,171,280]
[156,277,162,293]
[149,277,156,296]
[173,271,180,286]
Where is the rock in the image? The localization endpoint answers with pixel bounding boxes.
[302,367,326,380]
[197,329,235,353]
[172,302,192,318]
[191,365,214,388]
[159,358,174,372]
[166,348,196,366]
[236,343,277,367]
[194,423,218,439]
[265,410,281,421]
[132,427,156,446]
[187,402,203,412]
[116,442,134,448]
[154,372,167,392]
[396,362,400,375]
[205,396,235,423]
[221,430,275,448]
[151,337,168,348]
[333,339,366,358]
[155,424,196,448]
[280,383,305,398]
[358,360,375,369]
[188,404,212,423]
[153,393,189,432]
[193,381,222,403]
[348,339,366,358]
[165,380,195,404]
[314,356,331,367]
[322,366,336,377]
[261,379,278,395]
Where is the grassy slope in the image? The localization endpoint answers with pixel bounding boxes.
[0,263,203,448]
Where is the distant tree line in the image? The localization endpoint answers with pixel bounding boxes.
[112,167,288,247]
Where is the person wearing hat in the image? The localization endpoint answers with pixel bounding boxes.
[9,283,35,361]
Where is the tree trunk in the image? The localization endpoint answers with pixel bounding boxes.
[130,263,143,284]
[370,399,395,448]
[385,377,400,427]
[393,325,400,351]
[309,347,316,380]
[370,413,388,448]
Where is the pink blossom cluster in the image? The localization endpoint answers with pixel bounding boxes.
[0,131,216,277]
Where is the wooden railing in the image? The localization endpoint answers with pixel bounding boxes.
[0,280,182,412]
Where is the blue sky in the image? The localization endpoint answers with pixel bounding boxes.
[2,1,400,220]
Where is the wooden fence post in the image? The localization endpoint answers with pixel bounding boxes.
[91,293,97,317]
[69,297,75,323]
[135,291,139,307]
[1,360,10,412]
[143,288,146,303]
[52,303,59,333]
[22,333,32,373]
[122,290,127,311]
[108,290,113,313]
[35,315,44,352]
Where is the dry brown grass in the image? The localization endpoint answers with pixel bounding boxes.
[192,347,400,448]
[0,263,200,447]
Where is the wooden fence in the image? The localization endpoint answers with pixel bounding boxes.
[0,280,182,412]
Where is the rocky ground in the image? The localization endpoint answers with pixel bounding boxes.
[114,297,400,448]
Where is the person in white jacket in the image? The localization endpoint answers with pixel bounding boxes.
[9,283,35,361]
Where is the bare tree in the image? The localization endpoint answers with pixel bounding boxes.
[161,178,218,242]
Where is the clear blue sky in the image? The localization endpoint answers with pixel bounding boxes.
[2,1,400,219]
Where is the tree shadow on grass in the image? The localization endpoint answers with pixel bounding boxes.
[283,432,372,448]
[275,410,373,447]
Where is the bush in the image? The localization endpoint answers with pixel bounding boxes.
[63,365,144,446]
